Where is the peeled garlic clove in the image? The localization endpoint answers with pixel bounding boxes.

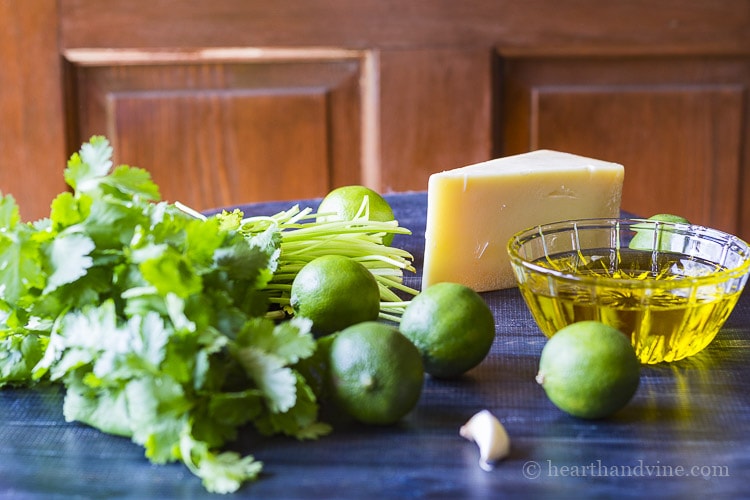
[459,410,510,471]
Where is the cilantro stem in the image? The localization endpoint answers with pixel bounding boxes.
[175,201,208,221]
[179,199,419,319]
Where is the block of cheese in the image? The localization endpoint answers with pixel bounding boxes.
[422,150,624,292]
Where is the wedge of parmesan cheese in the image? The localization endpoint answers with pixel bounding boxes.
[422,150,624,291]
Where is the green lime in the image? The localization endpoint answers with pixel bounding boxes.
[629,213,691,251]
[317,185,396,245]
[290,255,380,336]
[328,321,424,425]
[646,213,691,224]
[399,282,495,378]
[536,321,640,419]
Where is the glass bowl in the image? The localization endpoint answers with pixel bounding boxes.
[507,218,750,364]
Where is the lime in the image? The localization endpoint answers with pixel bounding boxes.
[399,282,495,378]
[328,321,424,425]
[629,213,691,252]
[645,213,691,224]
[317,185,396,245]
[536,321,640,419]
[290,255,380,336]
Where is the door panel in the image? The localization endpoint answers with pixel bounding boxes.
[109,90,330,209]
[533,85,742,232]
[66,52,365,211]
[501,56,748,234]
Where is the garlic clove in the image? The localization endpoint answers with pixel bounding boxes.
[459,410,511,471]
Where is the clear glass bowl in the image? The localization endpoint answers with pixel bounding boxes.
[507,218,750,364]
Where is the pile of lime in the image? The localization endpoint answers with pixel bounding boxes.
[288,185,497,425]
[293,186,653,426]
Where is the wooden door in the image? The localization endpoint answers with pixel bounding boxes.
[2,0,749,240]
[0,0,66,222]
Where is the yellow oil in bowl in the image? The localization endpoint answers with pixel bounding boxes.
[508,219,750,364]
[517,248,742,363]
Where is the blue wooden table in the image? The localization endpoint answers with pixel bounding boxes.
[1,192,748,499]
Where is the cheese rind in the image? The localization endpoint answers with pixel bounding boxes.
[422,150,624,292]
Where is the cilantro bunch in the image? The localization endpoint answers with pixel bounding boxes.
[0,137,329,493]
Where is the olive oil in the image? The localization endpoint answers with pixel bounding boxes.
[517,248,742,364]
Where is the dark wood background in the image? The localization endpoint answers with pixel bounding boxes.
[2,1,749,239]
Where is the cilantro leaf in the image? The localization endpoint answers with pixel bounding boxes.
[33,300,121,381]
[63,380,132,437]
[253,373,332,439]
[232,317,315,415]
[180,431,263,494]
[64,135,113,192]
[0,197,45,305]
[0,192,21,228]
[49,192,86,229]
[190,389,264,448]
[236,346,297,413]
[103,165,161,201]
[140,248,203,299]
[43,233,95,293]
[125,375,192,464]
[82,194,148,248]
[238,316,315,365]
[0,332,47,386]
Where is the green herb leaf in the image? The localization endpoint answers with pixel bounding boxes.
[104,165,161,201]
[64,135,113,192]
[0,195,45,305]
[0,332,47,386]
[43,233,96,293]
[180,431,263,494]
